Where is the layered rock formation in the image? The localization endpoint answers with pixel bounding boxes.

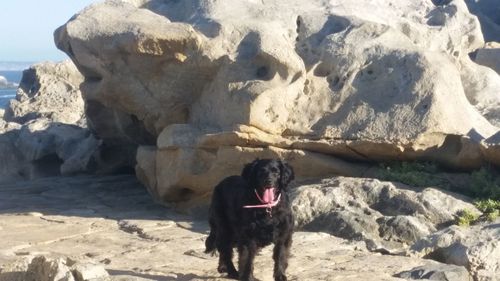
[54,0,500,204]
[0,61,100,181]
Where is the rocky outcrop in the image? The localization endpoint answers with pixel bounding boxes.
[0,61,101,182]
[15,118,101,176]
[0,119,100,182]
[54,0,500,204]
[4,61,85,125]
[291,177,479,253]
[411,219,500,281]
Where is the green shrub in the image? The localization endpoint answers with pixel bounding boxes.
[456,209,479,226]
[474,199,500,222]
[377,162,500,225]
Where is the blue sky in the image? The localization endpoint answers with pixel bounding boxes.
[0,0,98,62]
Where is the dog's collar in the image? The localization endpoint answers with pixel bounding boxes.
[243,189,281,217]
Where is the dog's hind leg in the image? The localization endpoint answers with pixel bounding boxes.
[205,218,217,254]
[216,232,238,279]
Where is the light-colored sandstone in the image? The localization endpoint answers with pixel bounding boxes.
[53,0,500,203]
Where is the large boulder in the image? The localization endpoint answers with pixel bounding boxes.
[4,60,85,125]
[55,0,500,203]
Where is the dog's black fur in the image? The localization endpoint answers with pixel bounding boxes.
[205,159,295,281]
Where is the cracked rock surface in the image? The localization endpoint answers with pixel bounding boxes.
[0,175,476,281]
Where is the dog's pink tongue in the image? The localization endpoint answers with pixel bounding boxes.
[262,188,275,203]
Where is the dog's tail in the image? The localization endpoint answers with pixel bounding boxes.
[205,218,217,255]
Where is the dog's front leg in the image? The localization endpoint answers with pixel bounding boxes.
[238,240,257,281]
[273,231,292,281]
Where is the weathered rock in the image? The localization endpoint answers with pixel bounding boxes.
[460,56,500,128]
[474,42,500,75]
[71,262,109,281]
[4,60,85,125]
[1,255,110,281]
[53,0,500,203]
[0,257,31,281]
[0,61,105,181]
[0,118,101,182]
[481,132,500,167]
[0,129,25,182]
[395,263,471,281]
[25,256,75,281]
[15,118,101,177]
[411,219,500,281]
[142,124,371,203]
[291,177,478,253]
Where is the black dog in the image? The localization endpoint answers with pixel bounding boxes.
[205,159,295,281]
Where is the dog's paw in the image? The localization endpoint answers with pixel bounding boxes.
[274,273,287,281]
[227,270,239,279]
[217,263,228,273]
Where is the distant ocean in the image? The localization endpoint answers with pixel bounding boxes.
[0,70,24,109]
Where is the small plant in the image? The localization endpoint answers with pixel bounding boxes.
[456,209,479,226]
[376,161,449,188]
[377,162,500,226]
[474,199,500,222]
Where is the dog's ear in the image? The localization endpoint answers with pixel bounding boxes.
[279,161,295,190]
[242,159,259,184]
